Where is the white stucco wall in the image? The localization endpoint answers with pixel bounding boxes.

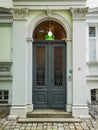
[0,0,13,8]
[0,25,11,62]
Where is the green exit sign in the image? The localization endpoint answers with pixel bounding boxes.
[45,35,54,40]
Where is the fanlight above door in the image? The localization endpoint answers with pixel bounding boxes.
[33,21,66,40]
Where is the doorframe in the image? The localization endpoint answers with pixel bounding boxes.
[27,14,72,112]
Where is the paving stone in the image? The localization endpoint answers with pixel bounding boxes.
[64,125,69,129]
[22,123,27,127]
[27,123,32,126]
[47,126,52,129]
[53,123,58,126]
[32,126,37,130]
[1,117,98,130]
[89,127,96,130]
[58,123,63,127]
[75,125,83,130]
[92,121,98,128]
[33,123,37,126]
[47,123,52,126]
[43,125,47,129]
[25,126,31,130]
[58,127,64,130]
[3,126,10,130]
[81,123,88,129]
[20,126,26,129]
[64,123,68,126]
[69,125,75,129]
[31,127,37,130]
[36,126,43,130]
[38,123,43,126]
[74,123,80,126]
[53,125,58,129]
[14,128,20,130]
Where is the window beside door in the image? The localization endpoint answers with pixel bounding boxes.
[86,26,98,76]
[89,26,97,62]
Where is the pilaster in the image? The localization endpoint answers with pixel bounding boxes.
[26,38,34,112]
[71,8,90,118]
[66,39,73,112]
[9,9,32,119]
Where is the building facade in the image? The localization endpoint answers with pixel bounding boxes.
[0,0,98,118]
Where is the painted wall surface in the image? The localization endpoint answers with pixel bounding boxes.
[0,0,13,8]
[54,10,72,28]
[0,25,11,62]
[27,10,72,30]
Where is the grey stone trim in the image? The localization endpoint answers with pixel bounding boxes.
[0,62,12,72]
[0,7,12,19]
[0,7,11,14]
[0,75,12,82]
[0,62,12,82]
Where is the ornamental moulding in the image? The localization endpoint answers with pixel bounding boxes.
[10,8,29,19]
[71,7,88,18]
[46,8,52,17]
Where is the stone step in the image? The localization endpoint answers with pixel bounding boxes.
[27,113,72,118]
[18,118,81,123]
[27,109,72,118]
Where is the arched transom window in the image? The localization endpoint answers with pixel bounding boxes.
[33,20,66,40]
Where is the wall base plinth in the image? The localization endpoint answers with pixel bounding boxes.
[66,104,72,112]
[72,105,90,118]
[8,104,33,120]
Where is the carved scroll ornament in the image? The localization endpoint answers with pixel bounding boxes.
[71,7,88,18]
[10,8,29,19]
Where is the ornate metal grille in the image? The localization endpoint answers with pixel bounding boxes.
[36,47,45,86]
[54,47,63,86]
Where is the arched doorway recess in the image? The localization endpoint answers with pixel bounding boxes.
[32,20,67,109]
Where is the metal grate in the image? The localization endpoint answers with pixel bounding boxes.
[0,90,9,104]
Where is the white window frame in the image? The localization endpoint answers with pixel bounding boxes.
[88,25,98,62]
[0,90,9,104]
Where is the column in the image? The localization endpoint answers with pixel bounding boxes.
[71,8,90,118]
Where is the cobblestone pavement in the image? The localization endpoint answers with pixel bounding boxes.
[0,117,98,130]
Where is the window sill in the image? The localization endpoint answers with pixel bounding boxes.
[86,75,98,81]
[86,61,98,65]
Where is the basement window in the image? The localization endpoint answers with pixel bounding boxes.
[0,90,9,104]
[91,89,98,104]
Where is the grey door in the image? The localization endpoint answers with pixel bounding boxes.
[33,41,66,109]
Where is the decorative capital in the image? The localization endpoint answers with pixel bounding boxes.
[46,8,52,17]
[10,8,29,19]
[71,7,88,18]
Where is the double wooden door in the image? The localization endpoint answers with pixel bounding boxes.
[33,41,66,109]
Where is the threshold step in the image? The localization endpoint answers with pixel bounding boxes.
[27,110,72,118]
[18,118,81,123]
[27,113,72,118]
